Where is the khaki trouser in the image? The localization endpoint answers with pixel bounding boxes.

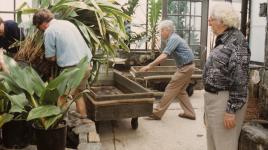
[153,63,195,118]
[204,91,247,150]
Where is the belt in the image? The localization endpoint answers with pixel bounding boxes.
[204,85,223,94]
[178,61,193,68]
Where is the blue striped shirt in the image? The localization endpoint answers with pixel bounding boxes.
[44,19,92,67]
[162,33,194,67]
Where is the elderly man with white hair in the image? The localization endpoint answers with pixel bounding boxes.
[203,2,251,150]
[140,20,196,120]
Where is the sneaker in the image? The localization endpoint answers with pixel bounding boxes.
[147,114,161,120]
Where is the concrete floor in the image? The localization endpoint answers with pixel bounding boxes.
[98,90,207,150]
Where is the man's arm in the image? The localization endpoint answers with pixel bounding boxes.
[46,56,56,62]
[140,53,168,72]
[224,47,250,129]
[44,30,56,62]
[0,48,9,74]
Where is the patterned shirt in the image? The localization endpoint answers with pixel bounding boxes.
[162,33,194,67]
[203,28,251,113]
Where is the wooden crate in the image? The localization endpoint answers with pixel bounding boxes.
[85,70,154,121]
[130,66,202,78]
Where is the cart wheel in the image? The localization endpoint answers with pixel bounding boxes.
[131,118,138,130]
[186,83,194,96]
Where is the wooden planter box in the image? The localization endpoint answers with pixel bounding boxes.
[130,66,202,78]
[85,70,154,128]
[130,66,203,96]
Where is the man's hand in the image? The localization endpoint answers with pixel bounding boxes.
[0,48,4,65]
[224,112,236,129]
[0,48,5,69]
[140,64,152,72]
[0,48,9,73]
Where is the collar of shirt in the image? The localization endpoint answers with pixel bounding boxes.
[49,19,57,26]
[215,27,235,47]
[166,32,175,41]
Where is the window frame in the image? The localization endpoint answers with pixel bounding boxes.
[0,0,16,20]
[162,0,208,66]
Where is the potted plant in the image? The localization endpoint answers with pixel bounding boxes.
[0,55,89,150]
[0,54,32,149]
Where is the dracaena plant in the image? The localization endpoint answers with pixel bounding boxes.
[0,55,88,129]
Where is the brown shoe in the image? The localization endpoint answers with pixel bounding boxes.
[178,113,196,120]
[147,114,161,120]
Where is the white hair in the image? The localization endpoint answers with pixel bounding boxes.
[210,2,240,28]
[158,20,175,32]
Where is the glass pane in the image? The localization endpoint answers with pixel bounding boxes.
[168,0,190,15]
[168,16,178,29]
[190,45,201,58]
[191,2,202,16]
[0,0,14,11]
[177,30,189,43]
[16,0,32,9]
[190,17,201,30]
[0,13,14,20]
[168,16,189,30]
[168,0,179,15]
[190,31,200,45]
[129,0,147,50]
[185,16,190,30]
[130,24,146,50]
[178,1,190,15]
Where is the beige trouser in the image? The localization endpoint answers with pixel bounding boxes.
[204,91,247,150]
[153,63,195,118]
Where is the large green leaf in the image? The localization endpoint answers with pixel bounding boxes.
[8,94,28,113]
[28,67,46,97]
[39,57,88,105]
[63,57,89,91]
[0,91,28,113]
[27,105,61,121]
[43,114,63,130]
[0,73,22,94]
[9,67,35,95]
[1,56,45,97]
[0,113,14,128]
[39,88,59,105]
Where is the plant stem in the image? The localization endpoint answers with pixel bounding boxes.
[30,95,38,108]
[30,95,46,128]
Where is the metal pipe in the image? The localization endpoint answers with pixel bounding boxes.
[247,0,251,42]
[241,0,249,36]
[264,0,268,67]
[146,0,148,51]
[14,0,16,21]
